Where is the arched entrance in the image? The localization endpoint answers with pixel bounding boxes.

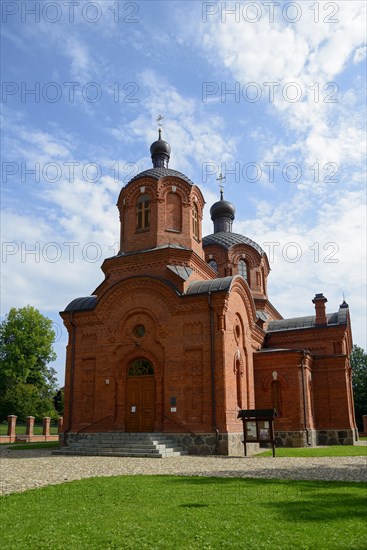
[125,359,155,432]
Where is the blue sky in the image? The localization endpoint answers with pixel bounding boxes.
[1,0,366,386]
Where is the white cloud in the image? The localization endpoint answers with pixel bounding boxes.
[234,188,367,347]
[196,0,366,180]
[354,46,367,64]
[65,36,93,82]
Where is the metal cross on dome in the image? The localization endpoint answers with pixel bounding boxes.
[156,114,164,139]
[216,171,226,200]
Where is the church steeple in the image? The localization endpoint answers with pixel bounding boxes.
[150,128,171,168]
[209,190,236,233]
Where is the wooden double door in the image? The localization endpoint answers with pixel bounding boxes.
[125,376,155,432]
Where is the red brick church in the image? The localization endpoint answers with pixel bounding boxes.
[60,131,357,454]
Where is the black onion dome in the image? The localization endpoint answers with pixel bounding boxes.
[126,128,193,185]
[150,129,171,168]
[150,138,171,157]
[209,192,236,233]
[210,199,236,220]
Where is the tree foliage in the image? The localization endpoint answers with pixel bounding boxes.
[0,306,58,421]
[0,383,57,422]
[350,345,367,431]
[53,387,64,416]
[0,305,57,393]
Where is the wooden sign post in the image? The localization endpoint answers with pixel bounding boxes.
[237,409,277,458]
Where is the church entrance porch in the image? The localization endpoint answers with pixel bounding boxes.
[125,360,155,432]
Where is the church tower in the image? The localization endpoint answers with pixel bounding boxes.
[202,191,280,325]
[117,129,205,261]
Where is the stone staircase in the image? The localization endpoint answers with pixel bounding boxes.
[53,433,188,458]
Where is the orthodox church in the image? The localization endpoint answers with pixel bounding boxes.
[60,131,357,455]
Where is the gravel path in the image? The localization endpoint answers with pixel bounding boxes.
[1,447,366,495]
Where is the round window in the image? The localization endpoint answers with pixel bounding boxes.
[133,324,145,338]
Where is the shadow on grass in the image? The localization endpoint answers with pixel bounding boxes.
[166,476,367,523]
[179,503,209,508]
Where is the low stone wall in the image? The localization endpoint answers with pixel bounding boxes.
[0,415,63,444]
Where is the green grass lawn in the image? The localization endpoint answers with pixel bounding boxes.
[0,424,58,435]
[7,441,59,450]
[255,446,367,458]
[1,476,366,549]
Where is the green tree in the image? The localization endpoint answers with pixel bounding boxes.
[0,305,57,395]
[53,387,64,416]
[350,345,367,432]
[0,383,57,422]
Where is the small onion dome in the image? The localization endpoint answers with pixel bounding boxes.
[210,193,236,234]
[150,128,171,168]
[210,199,236,221]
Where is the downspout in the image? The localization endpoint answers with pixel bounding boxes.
[300,351,311,445]
[208,292,219,452]
[64,312,76,445]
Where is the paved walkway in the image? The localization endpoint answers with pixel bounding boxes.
[1,446,366,495]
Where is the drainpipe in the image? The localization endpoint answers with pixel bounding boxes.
[208,292,219,452]
[300,351,311,445]
[64,312,76,445]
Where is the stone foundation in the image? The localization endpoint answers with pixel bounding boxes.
[316,429,356,446]
[275,430,317,448]
[172,432,258,456]
[61,429,356,452]
[275,429,356,447]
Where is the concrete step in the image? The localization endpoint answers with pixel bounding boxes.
[73,439,175,445]
[65,441,182,448]
[53,450,186,458]
[64,445,186,453]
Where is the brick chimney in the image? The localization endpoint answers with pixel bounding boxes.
[312,293,328,325]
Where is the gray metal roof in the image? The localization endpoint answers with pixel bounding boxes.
[256,310,268,322]
[116,243,191,258]
[167,265,193,281]
[63,296,97,312]
[267,309,348,332]
[128,167,194,185]
[186,276,234,295]
[203,232,264,256]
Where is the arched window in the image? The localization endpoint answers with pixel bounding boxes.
[192,203,199,240]
[208,259,218,272]
[136,194,151,230]
[128,359,154,376]
[238,259,248,281]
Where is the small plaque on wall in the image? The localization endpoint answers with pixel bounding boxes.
[170,407,177,412]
